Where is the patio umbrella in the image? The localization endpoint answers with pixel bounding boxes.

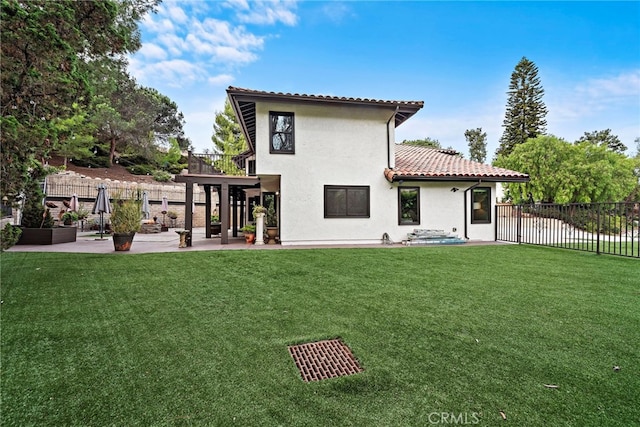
[161,195,168,226]
[69,193,79,212]
[92,184,111,240]
[141,191,150,220]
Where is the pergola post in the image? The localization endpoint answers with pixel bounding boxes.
[205,185,212,238]
[185,182,194,247]
[220,182,229,244]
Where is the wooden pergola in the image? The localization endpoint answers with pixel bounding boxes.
[174,174,260,245]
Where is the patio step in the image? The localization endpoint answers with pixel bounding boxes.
[406,229,467,246]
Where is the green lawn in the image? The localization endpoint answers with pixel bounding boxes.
[1,245,638,426]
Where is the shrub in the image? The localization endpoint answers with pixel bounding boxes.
[110,198,142,233]
[0,223,22,251]
[152,170,172,182]
[128,164,155,176]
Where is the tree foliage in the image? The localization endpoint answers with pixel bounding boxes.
[87,60,188,166]
[495,57,548,159]
[495,135,637,204]
[577,129,627,154]
[211,100,247,175]
[52,104,95,167]
[400,138,441,148]
[0,0,159,197]
[465,128,487,163]
[212,100,247,155]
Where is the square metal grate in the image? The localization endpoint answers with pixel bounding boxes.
[288,338,363,382]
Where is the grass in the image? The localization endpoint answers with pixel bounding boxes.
[1,245,638,426]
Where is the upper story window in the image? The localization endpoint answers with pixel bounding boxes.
[269,111,294,154]
[398,187,420,225]
[324,185,370,218]
[471,187,491,223]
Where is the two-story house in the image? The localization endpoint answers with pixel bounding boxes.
[176,87,528,246]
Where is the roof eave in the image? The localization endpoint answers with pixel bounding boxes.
[385,173,530,183]
[226,92,256,153]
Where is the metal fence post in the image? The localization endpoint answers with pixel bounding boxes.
[596,204,601,255]
[517,204,522,244]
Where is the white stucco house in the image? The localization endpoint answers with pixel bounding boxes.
[177,87,528,246]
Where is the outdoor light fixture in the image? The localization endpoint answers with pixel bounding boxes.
[451,187,459,192]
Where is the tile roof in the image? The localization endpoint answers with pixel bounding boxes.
[385,144,529,182]
[227,86,424,110]
[227,87,423,146]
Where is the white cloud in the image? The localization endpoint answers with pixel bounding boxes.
[130,59,207,88]
[141,13,175,33]
[321,2,354,24]
[157,33,188,57]
[208,74,235,86]
[166,4,189,24]
[191,18,264,51]
[548,69,640,121]
[137,43,167,61]
[578,69,640,99]
[229,0,298,26]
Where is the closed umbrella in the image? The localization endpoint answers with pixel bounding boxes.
[69,193,79,212]
[141,191,151,220]
[161,195,169,227]
[92,184,111,240]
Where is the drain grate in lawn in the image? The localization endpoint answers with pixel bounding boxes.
[288,338,363,382]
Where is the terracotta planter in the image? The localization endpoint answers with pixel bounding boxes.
[266,227,278,244]
[17,227,77,245]
[112,232,136,251]
[245,233,255,244]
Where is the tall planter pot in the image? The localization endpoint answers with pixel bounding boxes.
[112,232,136,252]
[266,227,278,244]
[17,227,77,245]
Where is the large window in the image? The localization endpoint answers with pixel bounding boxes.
[398,187,420,225]
[471,187,491,223]
[324,186,370,218]
[269,111,294,153]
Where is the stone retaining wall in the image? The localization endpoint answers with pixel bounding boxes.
[41,172,216,227]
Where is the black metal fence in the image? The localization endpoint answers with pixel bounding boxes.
[188,152,245,176]
[496,202,640,258]
[44,180,204,203]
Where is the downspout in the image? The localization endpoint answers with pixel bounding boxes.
[463,180,482,240]
[386,106,399,168]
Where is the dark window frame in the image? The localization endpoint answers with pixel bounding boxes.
[269,111,295,154]
[398,187,420,225]
[471,187,491,224]
[324,185,370,218]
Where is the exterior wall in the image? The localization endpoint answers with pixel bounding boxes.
[254,101,398,245]
[389,181,497,243]
[251,101,498,244]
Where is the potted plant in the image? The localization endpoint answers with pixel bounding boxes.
[61,211,79,226]
[265,199,278,244]
[17,164,77,245]
[110,196,141,251]
[210,213,221,235]
[76,204,90,231]
[240,223,256,244]
[252,204,266,218]
[167,211,178,228]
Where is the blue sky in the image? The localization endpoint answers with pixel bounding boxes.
[129,1,640,158]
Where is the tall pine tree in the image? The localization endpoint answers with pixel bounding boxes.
[495,57,548,159]
[212,100,247,155]
[465,128,487,162]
